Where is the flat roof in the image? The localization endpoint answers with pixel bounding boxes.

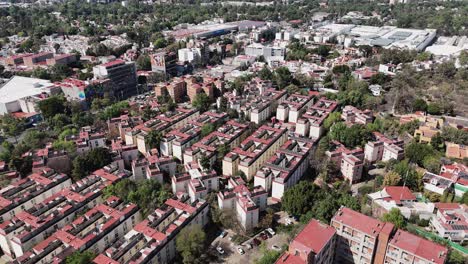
[0,76,54,104]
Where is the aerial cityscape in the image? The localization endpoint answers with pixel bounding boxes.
[0,0,467,263]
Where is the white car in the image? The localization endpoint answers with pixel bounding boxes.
[272,245,281,251]
[266,228,276,236]
[216,246,225,254]
[237,247,245,255]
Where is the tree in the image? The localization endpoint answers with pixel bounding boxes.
[201,123,215,137]
[383,171,401,186]
[316,45,331,57]
[136,54,151,70]
[192,93,211,112]
[422,156,441,173]
[72,148,112,180]
[258,66,273,80]
[146,130,162,149]
[258,208,275,229]
[0,114,26,143]
[461,192,468,206]
[447,250,465,264]
[413,98,428,112]
[37,96,66,119]
[50,64,73,81]
[405,142,436,167]
[176,225,206,264]
[9,155,32,177]
[282,181,318,216]
[285,84,300,95]
[255,244,283,264]
[427,103,442,115]
[199,155,211,171]
[65,251,95,264]
[382,208,406,229]
[274,67,292,89]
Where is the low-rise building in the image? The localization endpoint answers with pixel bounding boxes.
[440,163,468,197]
[276,93,315,124]
[23,52,54,67]
[0,168,71,224]
[160,111,227,161]
[172,162,218,202]
[45,54,77,66]
[14,197,140,264]
[276,219,336,264]
[183,120,249,166]
[93,196,209,264]
[341,105,373,125]
[331,207,394,264]
[254,137,314,200]
[326,141,364,184]
[131,153,176,183]
[384,229,448,264]
[446,142,468,160]
[66,126,107,154]
[0,166,129,260]
[364,132,404,163]
[295,98,338,139]
[431,203,468,243]
[422,171,455,196]
[217,176,267,231]
[223,125,288,180]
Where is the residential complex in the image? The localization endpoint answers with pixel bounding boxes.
[431,203,468,243]
[172,162,219,202]
[93,196,209,264]
[254,137,314,200]
[326,141,364,184]
[364,132,404,163]
[295,98,338,139]
[218,176,267,231]
[276,93,315,124]
[223,125,288,180]
[341,105,373,126]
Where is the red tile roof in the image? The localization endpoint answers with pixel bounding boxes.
[389,229,448,264]
[383,186,416,204]
[332,207,393,237]
[292,219,336,254]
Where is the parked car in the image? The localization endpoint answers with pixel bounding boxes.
[272,245,281,251]
[237,247,245,255]
[266,228,276,236]
[219,230,227,238]
[252,238,261,246]
[216,246,225,255]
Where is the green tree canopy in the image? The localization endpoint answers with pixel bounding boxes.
[382,208,406,229]
[72,147,113,180]
[176,225,207,264]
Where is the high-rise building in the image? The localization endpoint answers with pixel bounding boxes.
[93,59,138,100]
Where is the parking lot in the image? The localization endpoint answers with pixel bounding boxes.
[210,229,290,264]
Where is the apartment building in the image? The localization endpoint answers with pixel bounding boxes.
[131,107,200,154]
[186,76,216,102]
[161,111,227,161]
[65,126,107,154]
[295,98,338,139]
[131,153,177,183]
[14,197,140,264]
[0,166,129,260]
[223,125,288,180]
[111,140,139,167]
[341,105,373,125]
[218,176,267,231]
[23,52,54,67]
[254,137,314,200]
[276,219,336,264]
[154,78,187,103]
[4,53,32,66]
[384,229,447,264]
[276,93,315,124]
[331,207,394,264]
[326,141,364,184]
[183,120,249,165]
[431,203,468,243]
[172,162,218,202]
[364,132,404,163]
[93,196,209,264]
[45,54,77,66]
[93,59,138,100]
[108,114,143,140]
[0,168,71,224]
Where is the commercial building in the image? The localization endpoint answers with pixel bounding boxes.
[326,141,364,184]
[0,168,71,224]
[331,207,395,264]
[93,59,138,100]
[384,229,448,264]
[217,176,267,231]
[183,120,249,166]
[276,219,336,264]
[14,197,140,264]
[0,76,59,115]
[93,196,209,264]
[0,166,129,260]
[276,93,315,124]
[431,203,468,243]
[364,132,404,163]
[254,137,314,200]
[223,125,288,180]
[295,98,338,139]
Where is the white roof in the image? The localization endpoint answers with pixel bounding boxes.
[0,76,55,104]
[426,45,464,57]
